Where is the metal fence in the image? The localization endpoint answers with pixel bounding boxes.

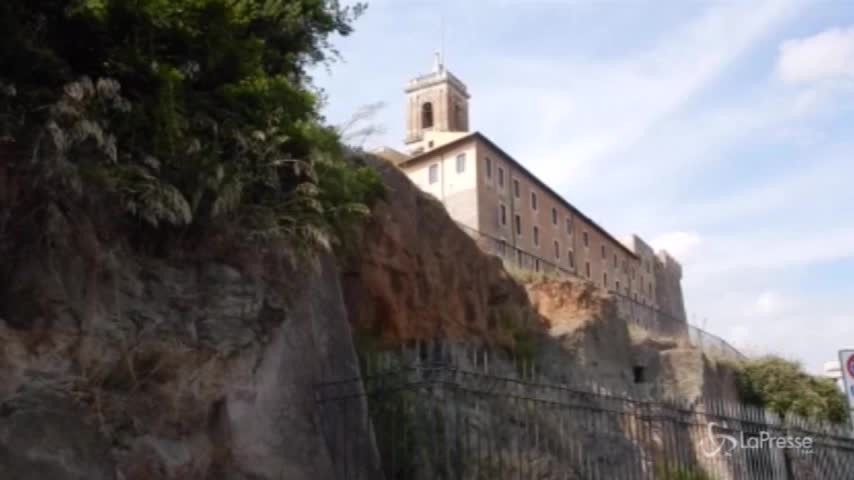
[456,223,744,362]
[316,345,854,480]
[689,325,747,362]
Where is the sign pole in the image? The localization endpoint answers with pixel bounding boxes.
[838,349,854,429]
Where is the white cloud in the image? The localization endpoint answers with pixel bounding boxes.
[753,291,785,316]
[777,26,854,85]
[490,0,804,191]
[650,231,702,262]
[687,228,854,278]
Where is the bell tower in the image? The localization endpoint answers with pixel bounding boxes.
[404,52,470,146]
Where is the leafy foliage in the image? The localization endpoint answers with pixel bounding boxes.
[735,356,849,424]
[0,0,381,250]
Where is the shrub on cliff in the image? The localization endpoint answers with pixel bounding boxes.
[0,0,382,251]
[735,356,848,424]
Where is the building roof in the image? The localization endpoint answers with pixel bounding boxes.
[400,131,639,259]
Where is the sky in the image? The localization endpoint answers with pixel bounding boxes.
[311,0,854,374]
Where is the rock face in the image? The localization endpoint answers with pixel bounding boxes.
[341,156,538,347]
[0,216,378,479]
[525,278,636,388]
[0,388,115,480]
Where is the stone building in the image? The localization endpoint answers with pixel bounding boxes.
[377,56,687,332]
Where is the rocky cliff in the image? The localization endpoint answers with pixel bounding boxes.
[0,193,388,479]
[0,154,737,479]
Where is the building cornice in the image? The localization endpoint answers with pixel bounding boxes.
[405,69,470,98]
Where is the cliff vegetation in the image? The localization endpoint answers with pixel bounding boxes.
[0,0,381,256]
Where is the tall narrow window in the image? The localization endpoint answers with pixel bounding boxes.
[454,102,464,129]
[456,153,466,173]
[533,226,539,246]
[568,250,575,268]
[498,167,505,188]
[583,231,589,247]
[428,164,438,184]
[566,217,572,235]
[614,254,618,268]
[601,245,606,259]
[554,240,560,259]
[531,191,538,210]
[585,261,591,278]
[485,157,492,179]
[499,204,507,226]
[603,272,608,289]
[421,102,434,128]
[513,179,520,198]
[616,280,621,292]
[515,214,521,235]
[552,207,558,225]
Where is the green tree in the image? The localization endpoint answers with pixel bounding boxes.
[0,0,381,250]
[736,356,849,424]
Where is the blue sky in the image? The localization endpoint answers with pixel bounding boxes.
[312,0,854,373]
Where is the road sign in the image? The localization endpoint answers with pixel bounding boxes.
[839,349,854,427]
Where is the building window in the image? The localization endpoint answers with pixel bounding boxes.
[498,167,505,188]
[585,262,591,278]
[616,280,621,292]
[499,204,507,226]
[485,157,492,179]
[454,102,464,129]
[456,153,466,173]
[531,191,538,210]
[614,254,618,268]
[554,240,560,259]
[552,207,558,225]
[428,163,438,184]
[583,231,589,247]
[566,217,572,235]
[533,226,539,246]
[513,179,520,198]
[603,272,608,289]
[421,102,434,128]
[601,245,606,259]
[568,250,575,268]
[515,214,521,236]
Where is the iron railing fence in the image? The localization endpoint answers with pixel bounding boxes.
[316,349,854,480]
[689,325,747,362]
[456,223,745,362]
